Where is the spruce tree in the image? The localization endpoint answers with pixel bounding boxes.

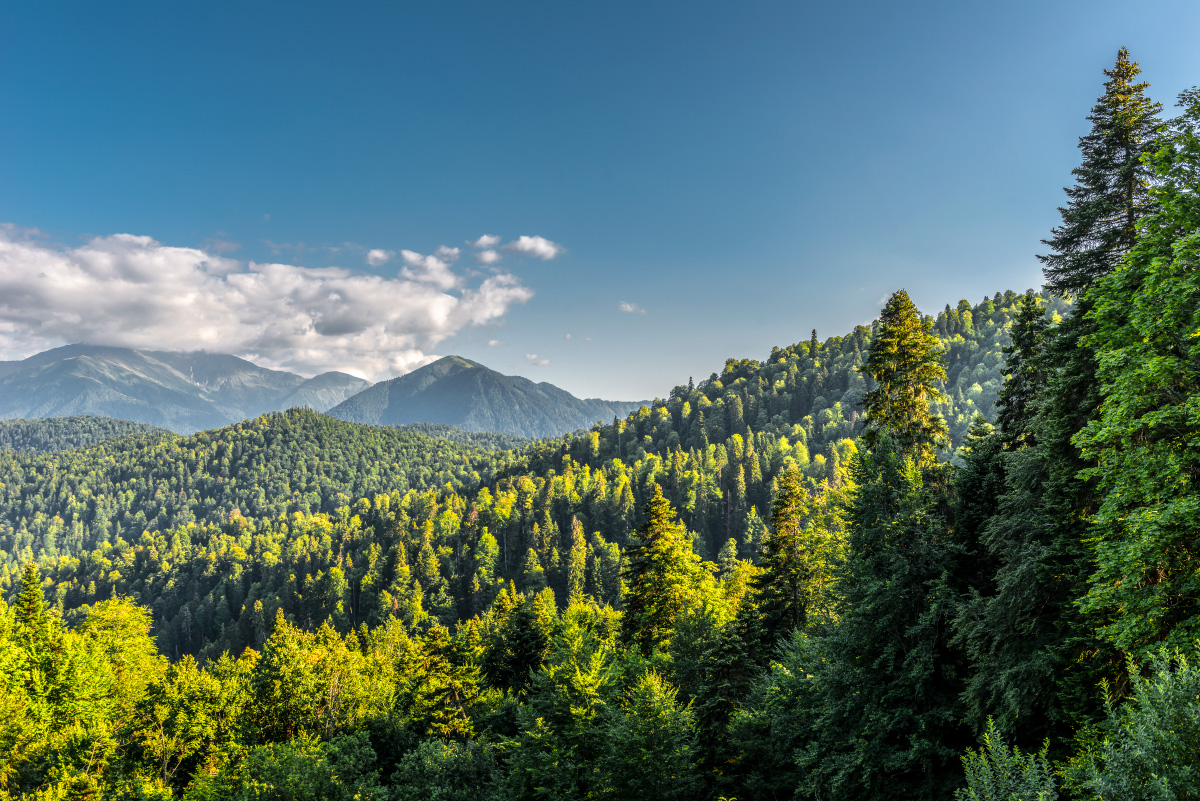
[860,289,949,460]
[1040,47,1163,296]
[955,49,1164,749]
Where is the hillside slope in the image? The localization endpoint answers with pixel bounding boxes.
[0,416,172,453]
[326,355,648,438]
[0,345,371,432]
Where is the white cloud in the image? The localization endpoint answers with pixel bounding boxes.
[476,249,502,265]
[0,226,534,380]
[505,235,563,260]
[435,245,461,261]
[487,339,507,347]
[617,301,646,315]
[400,249,459,290]
[366,248,394,267]
[470,234,501,248]
[525,353,549,366]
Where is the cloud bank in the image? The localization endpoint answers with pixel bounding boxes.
[0,226,534,380]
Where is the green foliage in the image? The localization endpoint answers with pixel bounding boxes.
[1076,87,1200,659]
[800,438,968,801]
[1039,47,1164,296]
[751,463,846,648]
[1067,651,1200,800]
[595,670,701,801]
[956,719,1056,801]
[186,732,386,801]
[621,487,705,656]
[0,415,172,454]
[389,738,499,801]
[861,289,950,459]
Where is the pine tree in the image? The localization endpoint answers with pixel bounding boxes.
[860,290,949,460]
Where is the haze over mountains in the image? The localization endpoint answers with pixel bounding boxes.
[0,347,647,438]
[0,345,370,433]
[326,355,649,438]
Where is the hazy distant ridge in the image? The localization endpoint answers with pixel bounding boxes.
[326,355,648,438]
[0,345,371,433]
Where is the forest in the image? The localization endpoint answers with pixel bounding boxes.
[2,49,1199,799]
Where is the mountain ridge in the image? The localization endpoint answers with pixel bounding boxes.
[0,345,371,433]
[326,355,649,438]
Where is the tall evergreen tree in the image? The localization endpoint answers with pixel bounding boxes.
[1040,47,1164,296]
[1076,88,1200,659]
[621,486,701,656]
[802,439,967,801]
[995,291,1048,448]
[860,290,949,460]
[751,464,839,646]
[954,49,1164,749]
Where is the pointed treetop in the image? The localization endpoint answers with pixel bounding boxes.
[859,290,949,460]
[1040,47,1164,296]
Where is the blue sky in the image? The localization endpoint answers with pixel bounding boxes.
[2,1,1199,399]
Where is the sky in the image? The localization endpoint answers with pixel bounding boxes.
[2,0,1199,400]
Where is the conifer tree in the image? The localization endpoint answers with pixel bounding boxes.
[957,49,1164,748]
[995,291,1048,448]
[1076,88,1200,658]
[621,486,701,656]
[802,438,968,800]
[752,464,820,642]
[1040,47,1163,296]
[860,290,949,460]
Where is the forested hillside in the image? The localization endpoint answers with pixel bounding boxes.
[3,48,1198,801]
[0,415,171,453]
[1,289,1057,640]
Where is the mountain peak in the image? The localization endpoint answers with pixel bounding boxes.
[328,357,645,438]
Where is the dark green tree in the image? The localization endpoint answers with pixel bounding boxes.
[994,291,1048,448]
[1040,47,1164,296]
[801,439,968,801]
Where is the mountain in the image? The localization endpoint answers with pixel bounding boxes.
[0,345,371,433]
[325,355,649,438]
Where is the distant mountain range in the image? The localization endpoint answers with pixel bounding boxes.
[326,355,648,438]
[0,347,646,438]
[0,345,370,433]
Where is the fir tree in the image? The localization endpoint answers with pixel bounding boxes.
[802,438,968,800]
[1040,47,1164,296]
[995,291,1048,448]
